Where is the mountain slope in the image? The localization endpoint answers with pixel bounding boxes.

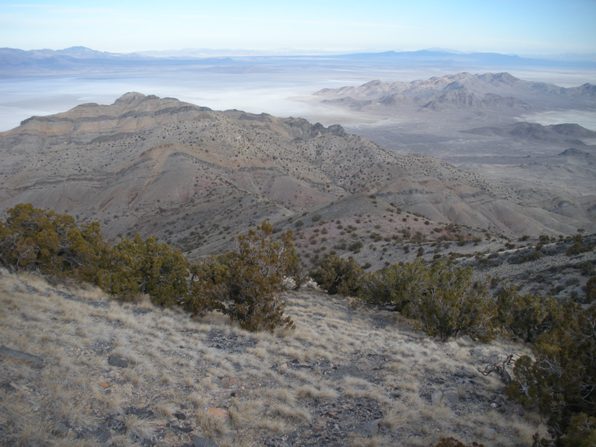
[0,93,592,260]
[0,269,542,446]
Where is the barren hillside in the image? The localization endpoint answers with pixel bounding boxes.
[0,93,591,265]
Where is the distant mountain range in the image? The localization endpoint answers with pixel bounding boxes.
[1,46,595,76]
[334,49,596,68]
[0,46,128,60]
[315,72,596,114]
[0,46,234,75]
[465,122,596,142]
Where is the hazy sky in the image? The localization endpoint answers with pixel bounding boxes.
[1,0,596,55]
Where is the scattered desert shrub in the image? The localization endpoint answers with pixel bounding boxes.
[585,276,596,303]
[360,258,428,310]
[508,245,543,264]
[186,223,299,331]
[507,302,595,445]
[100,234,190,306]
[0,203,108,280]
[348,240,363,253]
[361,258,495,341]
[310,254,364,296]
[566,234,593,256]
[221,222,297,331]
[0,205,297,331]
[185,255,230,315]
[402,259,495,341]
[560,413,596,447]
[312,255,497,341]
[0,204,190,305]
[180,222,301,331]
[495,287,562,343]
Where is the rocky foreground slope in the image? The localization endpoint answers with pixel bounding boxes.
[0,93,592,262]
[0,269,544,446]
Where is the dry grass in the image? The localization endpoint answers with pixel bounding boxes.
[0,269,546,446]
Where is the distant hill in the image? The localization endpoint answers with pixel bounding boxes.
[558,147,595,158]
[315,72,596,114]
[464,121,596,143]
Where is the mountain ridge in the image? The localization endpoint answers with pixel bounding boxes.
[315,72,596,114]
[2,48,596,77]
[463,121,596,142]
[1,93,593,263]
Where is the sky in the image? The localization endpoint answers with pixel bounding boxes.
[1,0,596,55]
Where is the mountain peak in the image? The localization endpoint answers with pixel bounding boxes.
[114,91,150,104]
[63,46,95,52]
[361,80,383,88]
[478,72,519,84]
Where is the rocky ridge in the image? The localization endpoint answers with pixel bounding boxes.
[0,93,592,262]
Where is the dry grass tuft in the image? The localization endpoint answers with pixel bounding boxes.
[124,414,156,441]
[295,383,338,400]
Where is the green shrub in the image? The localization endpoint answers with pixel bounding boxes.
[402,259,495,341]
[561,413,596,447]
[496,287,561,343]
[223,222,296,331]
[0,205,190,306]
[361,258,494,341]
[360,258,427,310]
[310,254,364,296]
[348,240,363,253]
[140,237,189,306]
[585,276,596,303]
[185,256,230,315]
[507,302,595,444]
[96,234,146,300]
[0,205,298,332]
[0,204,108,280]
[566,234,592,256]
[97,234,189,306]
